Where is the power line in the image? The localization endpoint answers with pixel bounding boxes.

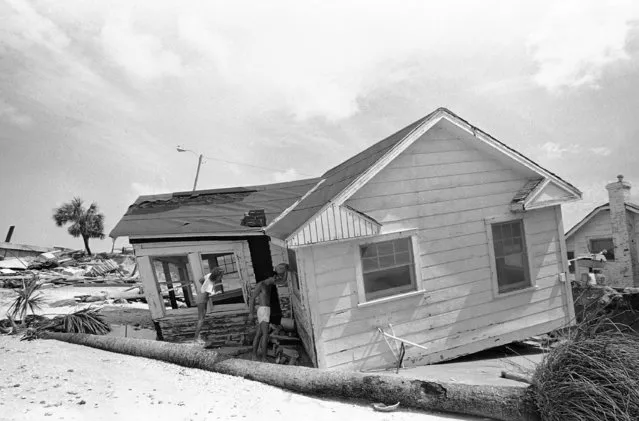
[202,155,315,177]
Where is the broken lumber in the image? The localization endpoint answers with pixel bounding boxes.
[42,332,539,421]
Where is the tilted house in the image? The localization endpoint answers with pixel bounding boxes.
[111,107,582,371]
[565,175,639,288]
[266,108,582,371]
[109,179,320,345]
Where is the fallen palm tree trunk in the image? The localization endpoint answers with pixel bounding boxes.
[42,332,539,421]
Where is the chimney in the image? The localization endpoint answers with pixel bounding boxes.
[605,175,639,287]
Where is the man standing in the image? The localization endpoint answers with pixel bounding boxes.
[249,272,277,361]
[194,266,224,345]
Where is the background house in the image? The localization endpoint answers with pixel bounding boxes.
[267,108,582,371]
[565,175,639,288]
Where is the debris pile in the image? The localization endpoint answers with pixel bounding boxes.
[0,249,139,289]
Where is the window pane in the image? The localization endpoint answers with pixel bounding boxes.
[494,240,504,257]
[492,225,502,241]
[363,265,414,301]
[377,242,394,256]
[378,254,395,269]
[395,251,411,265]
[502,223,512,239]
[362,257,379,272]
[394,238,410,252]
[361,244,377,258]
[511,222,522,237]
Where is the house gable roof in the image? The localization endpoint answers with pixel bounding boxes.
[565,202,639,240]
[266,107,582,242]
[109,178,320,239]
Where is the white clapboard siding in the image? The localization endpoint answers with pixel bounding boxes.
[287,204,381,247]
[303,122,569,370]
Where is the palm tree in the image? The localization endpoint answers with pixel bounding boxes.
[53,197,105,255]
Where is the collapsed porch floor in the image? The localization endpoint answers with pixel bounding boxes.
[382,345,545,388]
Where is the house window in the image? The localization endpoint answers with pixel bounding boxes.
[359,237,416,301]
[201,253,245,304]
[589,238,615,261]
[491,220,531,294]
[567,251,575,274]
[150,255,197,309]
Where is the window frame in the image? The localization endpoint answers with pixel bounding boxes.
[354,230,422,306]
[588,237,615,261]
[197,251,247,312]
[134,241,252,317]
[485,215,535,297]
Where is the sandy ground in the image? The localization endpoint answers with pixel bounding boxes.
[0,285,540,420]
[0,336,489,421]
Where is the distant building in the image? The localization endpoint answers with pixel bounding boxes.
[0,242,58,259]
[565,175,639,288]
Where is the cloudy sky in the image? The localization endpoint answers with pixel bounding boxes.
[1,0,639,252]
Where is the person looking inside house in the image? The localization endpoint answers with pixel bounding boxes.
[249,270,278,361]
[193,266,225,345]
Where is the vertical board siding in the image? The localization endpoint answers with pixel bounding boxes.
[309,123,568,370]
[288,205,381,246]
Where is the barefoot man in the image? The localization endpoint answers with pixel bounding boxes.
[248,271,276,361]
[193,266,224,344]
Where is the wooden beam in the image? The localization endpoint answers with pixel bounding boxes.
[162,262,179,309]
[137,256,166,319]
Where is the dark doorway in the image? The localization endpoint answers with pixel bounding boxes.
[247,236,282,325]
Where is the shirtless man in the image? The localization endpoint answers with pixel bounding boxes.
[193,267,224,344]
[249,272,276,361]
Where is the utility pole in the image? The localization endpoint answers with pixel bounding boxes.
[193,154,203,191]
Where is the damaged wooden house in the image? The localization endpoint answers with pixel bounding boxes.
[109,179,320,346]
[111,107,582,371]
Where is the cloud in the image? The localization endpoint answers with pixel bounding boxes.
[0,99,33,127]
[590,147,612,156]
[173,0,532,122]
[101,10,183,80]
[528,0,639,91]
[273,168,301,183]
[131,181,171,197]
[540,141,580,159]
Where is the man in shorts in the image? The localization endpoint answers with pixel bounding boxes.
[249,267,287,361]
[194,266,224,344]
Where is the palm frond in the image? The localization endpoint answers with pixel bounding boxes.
[7,280,45,322]
[59,308,110,335]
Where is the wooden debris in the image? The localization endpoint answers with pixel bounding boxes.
[372,402,400,412]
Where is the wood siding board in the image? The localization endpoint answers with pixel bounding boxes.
[555,206,576,324]
[332,318,566,371]
[350,180,525,213]
[321,283,564,355]
[364,160,511,185]
[419,232,488,255]
[380,205,513,234]
[386,150,497,169]
[360,170,521,198]
[324,304,566,368]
